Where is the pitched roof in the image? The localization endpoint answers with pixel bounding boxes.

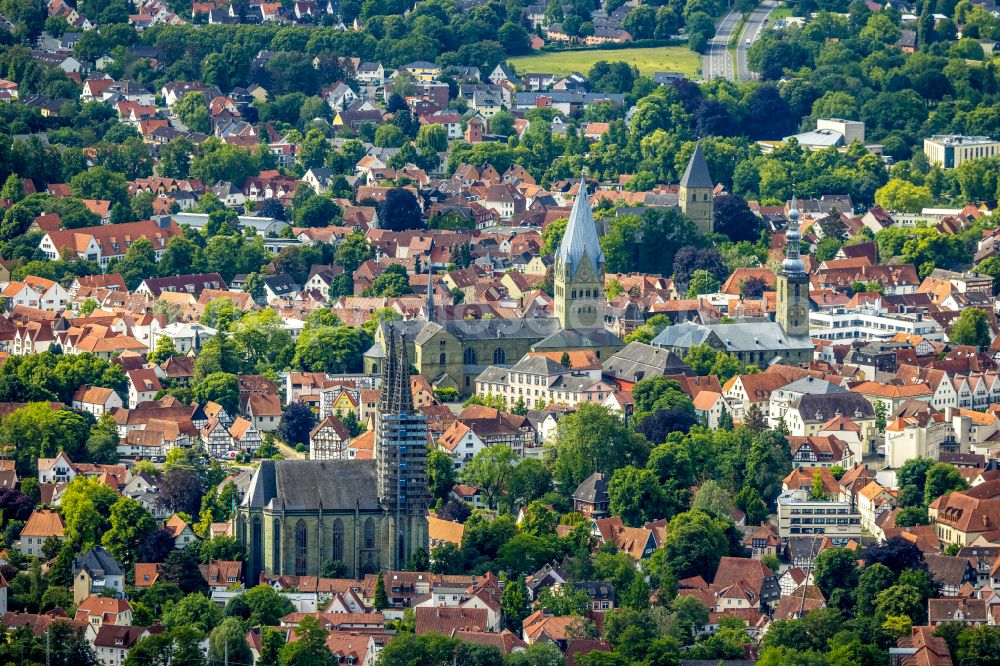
[556,178,604,277]
[680,140,713,189]
[414,606,487,635]
[21,509,64,538]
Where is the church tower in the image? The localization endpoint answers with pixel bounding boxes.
[679,141,715,234]
[776,197,810,338]
[376,327,429,569]
[554,177,606,330]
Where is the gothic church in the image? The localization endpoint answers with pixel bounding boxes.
[237,328,429,582]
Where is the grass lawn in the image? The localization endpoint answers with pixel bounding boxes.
[508,45,700,78]
[770,4,795,20]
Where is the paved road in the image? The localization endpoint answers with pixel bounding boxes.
[735,0,778,80]
[702,10,740,80]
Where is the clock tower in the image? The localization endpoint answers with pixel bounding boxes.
[776,197,810,338]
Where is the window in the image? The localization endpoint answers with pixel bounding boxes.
[332,519,344,562]
[364,518,375,550]
[493,348,506,364]
[464,348,477,364]
[439,353,446,365]
[295,520,308,576]
[272,520,281,571]
[249,517,262,573]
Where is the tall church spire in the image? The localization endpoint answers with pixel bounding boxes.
[782,196,804,275]
[776,195,809,339]
[557,176,604,279]
[377,326,413,415]
[554,175,606,330]
[375,324,429,569]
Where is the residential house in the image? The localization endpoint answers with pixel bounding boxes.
[165,514,198,549]
[18,509,64,556]
[309,415,351,461]
[74,596,133,629]
[73,547,125,604]
[572,473,610,519]
[72,385,123,417]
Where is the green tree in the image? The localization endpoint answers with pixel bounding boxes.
[924,462,968,505]
[162,592,222,633]
[208,618,253,666]
[550,403,649,491]
[293,325,367,373]
[416,124,449,152]
[279,614,334,666]
[147,335,178,365]
[808,469,827,500]
[61,476,120,548]
[661,510,728,581]
[950,307,991,348]
[501,576,529,631]
[102,497,156,566]
[175,92,211,134]
[70,165,130,209]
[117,237,157,290]
[0,173,24,202]
[956,625,1000,666]
[874,178,934,213]
[608,464,676,527]
[813,547,858,600]
[875,583,926,627]
[691,479,733,519]
[193,372,240,416]
[86,413,121,464]
[685,269,721,297]
[427,448,455,502]
[460,445,517,510]
[374,572,388,610]
[375,633,457,666]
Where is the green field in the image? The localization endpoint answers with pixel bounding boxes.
[770,4,796,20]
[508,45,700,78]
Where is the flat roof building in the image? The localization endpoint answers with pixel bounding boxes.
[924,135,1000,168]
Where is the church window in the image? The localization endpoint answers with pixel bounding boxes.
[464,348,477,364]
[252,517,262,574]
[704,193,709,201]
[691,193,696,201]
[364,518,375,550]
[272,520,281,571]
[439,353,446,365]
[295,520,308,576]
[332,519,344,562]
[572,290,576,298]
[493,348,506,364]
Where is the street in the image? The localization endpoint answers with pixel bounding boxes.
[735,0,777,81]
[702,9,739,81]
[701,0,777,82]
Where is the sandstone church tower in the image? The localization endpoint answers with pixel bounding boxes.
[376,328,429,569]
[679,141,715,234]
[776,197,810,337]
[553,178,606,330]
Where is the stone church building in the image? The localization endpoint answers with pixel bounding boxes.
[363,177,625,395]
[237,329,429,582]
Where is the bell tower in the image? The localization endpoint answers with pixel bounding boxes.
[554,177,606,330]
[679,140,715,234]
[376,326,429,568]
[776,197,810,338]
